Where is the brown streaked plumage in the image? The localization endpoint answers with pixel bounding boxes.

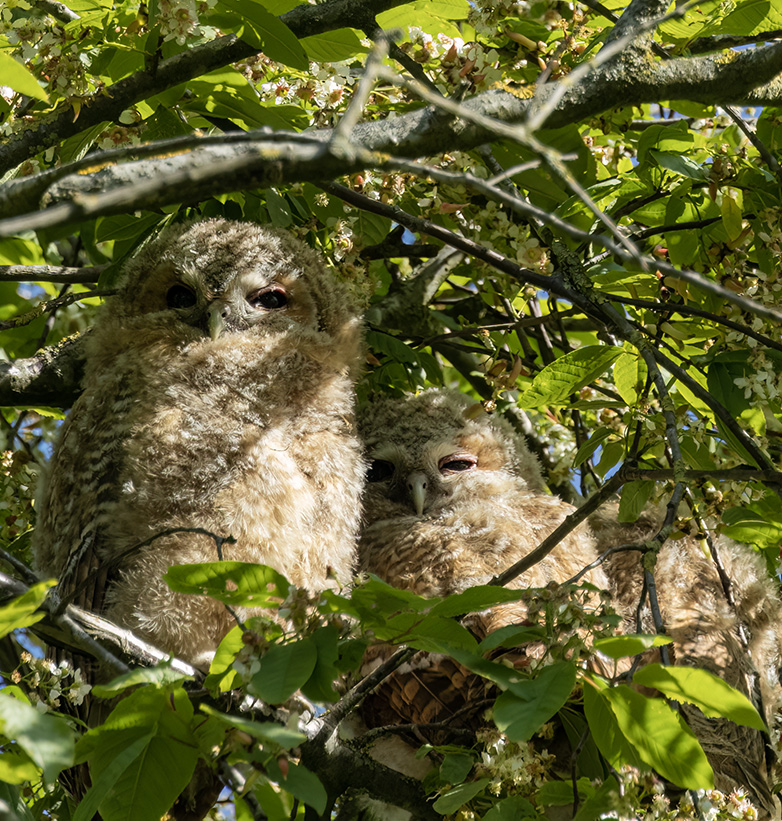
[357,389,608,732]
[356,388,782,819]
[34,218,364,670]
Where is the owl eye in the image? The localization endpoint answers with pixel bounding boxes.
[439,454,477,474]
[166,284,197,309]
[367,460,394,482]
[247,287,288,311]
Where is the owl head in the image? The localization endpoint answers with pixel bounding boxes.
[100,219,360,352]
[359,389,544,522]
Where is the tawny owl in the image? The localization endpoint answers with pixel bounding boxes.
[356,388,782,817]
[357,388,609,734]
[593,509,782,817]
[33,218,364,670]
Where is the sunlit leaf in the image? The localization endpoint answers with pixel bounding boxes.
[0,692,74,784]
[633,664,766,730]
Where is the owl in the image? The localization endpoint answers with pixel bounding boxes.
[357,388,609,732]
[593,509,782,816]
[356,388,782,817]
[33,218,364,670]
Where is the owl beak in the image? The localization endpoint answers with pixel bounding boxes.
[407,471,428,516]
[207,303,226,340]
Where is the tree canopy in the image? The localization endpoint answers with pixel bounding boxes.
[1,0,782,818]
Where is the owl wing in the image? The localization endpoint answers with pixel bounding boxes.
[36,380,134,621]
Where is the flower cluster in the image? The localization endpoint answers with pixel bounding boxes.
[13,651,92,712]
[0,449,38,543]
[474,728,555,797]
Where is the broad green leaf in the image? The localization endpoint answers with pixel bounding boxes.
[73,734,153,821]
[432,778,490,814]
[613,351,648,406]
[573,775,621,821]
[78,687,198,821]
[92,665,192,697]
[478,624,547,653]
[537,777,594,806]
[722,188,744,243]
[428,585,527,618]
[0,692,74,784]
[0,52,48,101]
[519,346,623,409]
[582,678,644,771]
[603,684,714,789]
[301,28,366,62]
[0,781,34,821]
[217,0,308,69]
[492,662,577,741]
[164,561,290,607]
[205,625,244,692]
[633,664,765,730]
[300,624,341,702]
[249,638,317,703]
[349,575,435,618]
[199,704,305,749]
[593,634,671,659]
[572,426,613,468]
[0,579,56,639]
[617,481,654,523]
[0,749,39,784]
[377,612,478,654]
[650,149,706,181]
[482,795,539,819]
[440,752,474,784]
[267,758,327,814]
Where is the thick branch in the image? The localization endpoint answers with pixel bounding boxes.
[3,39,782,227]
[0,0,411,176]
[0,332,86,407]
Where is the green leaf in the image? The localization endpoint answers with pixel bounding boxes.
[0,52,49,101]
[217,0,308,69]
[427,585,526,618]
[593,634,672,660]
[603,684,714,789]
[205,625,245,692]
[199,704,305,749]
[649,149,706,180]
[0,579,56,639]
[300,625,341,702]
[92,665,192,698]
[301,28,367,62]
[478,624,547,653]
[76,687,199,821]
[0,749,39,784]
[537,777,594,806]
[377,612,478,654]
[482,795,539,819]
[572,426,613,468]
[0,781,34,821]
[582,678,644,771]
[0,692,74,785]
[439,752,474,784]
[633,664,766,730]
[613,351,648,406]
[492,662,577,741]
[617,481,654,523]
[721,189,744,243]
[267,758,327,814]
[519,346,623,409]
[249,638,317,703]
[432,778,490,814]
[573,775,621,821]
[164,561,290,607]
